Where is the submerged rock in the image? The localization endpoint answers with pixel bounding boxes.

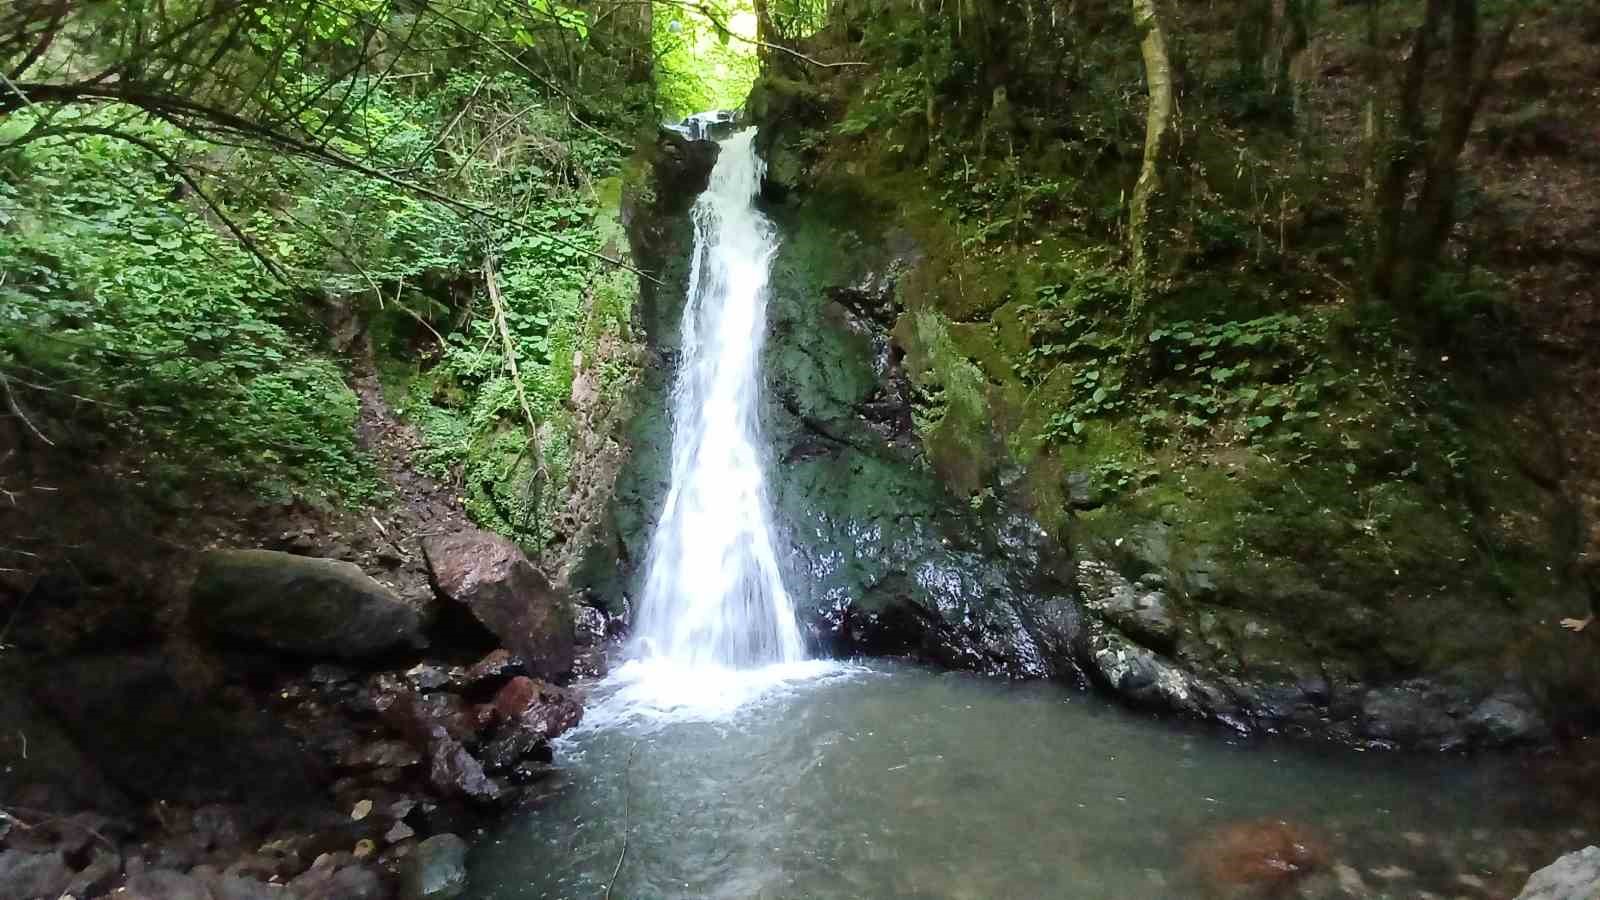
[192,549,425,658]
[1185,818,1328,895]
[422,530,575,678]
[401,833,469,900]
[1516,846,1600,899]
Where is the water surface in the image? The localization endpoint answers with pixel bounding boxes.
[469,663,1581,899]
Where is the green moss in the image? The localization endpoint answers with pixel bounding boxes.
[893,309,996,495]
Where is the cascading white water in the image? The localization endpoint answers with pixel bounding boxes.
[630,127,806,670]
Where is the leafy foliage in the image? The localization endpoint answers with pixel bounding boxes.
[0,112,374,498]
[653,1,760,119]
[1,0,644,538]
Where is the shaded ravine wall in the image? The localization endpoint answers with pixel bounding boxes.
[584,124,1593,750]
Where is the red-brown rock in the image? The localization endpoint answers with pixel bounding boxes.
[1185,818,1328,895]
[421,530,574,678]
[490,676,582,741]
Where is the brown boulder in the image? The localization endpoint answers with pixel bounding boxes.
[491,676,582,741]
[421,530,574,678]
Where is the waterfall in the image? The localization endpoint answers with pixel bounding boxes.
[631,128,806,669]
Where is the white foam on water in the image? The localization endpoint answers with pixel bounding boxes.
[573,658,867,734]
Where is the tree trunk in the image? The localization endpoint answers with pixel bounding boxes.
[1370,0,1444,301]
[1370,0,1514,305]
[1129,0,1176,309]
[1403,2,1516,298]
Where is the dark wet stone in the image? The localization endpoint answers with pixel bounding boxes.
[1359,680,1473,749]
[0,849,71,899]
[225,853,292,881]
[0,683,129,815]
[404,663,457,693]
[1075,561,1179,652]
[428,738,504,804]
[308,664,357,685]
[401,833,470,900]
[381,689,482,749]
[192,803,245,851]
[480,725,547,773]
[207,873,286,900]
[574,605,608,647]
[64,848,122,897]
[462,649,526,689]
[290,863,386,900]
[572,646,609,679]
[31,652,319,809]
[1466,688,1550,747]
[122,870,214,900]
[340,739,425,770]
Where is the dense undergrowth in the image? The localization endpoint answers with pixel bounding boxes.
[0,0,680,553]
[753,0,1593,635]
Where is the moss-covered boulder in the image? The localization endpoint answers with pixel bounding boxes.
[192,549,425,659]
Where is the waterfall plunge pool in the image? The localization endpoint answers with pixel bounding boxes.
[466,661,1585,899]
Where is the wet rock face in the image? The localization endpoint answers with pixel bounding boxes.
[1516,846,1600,899]
[1076,561,1178,652]
[422,529,575,679]
[192,549,426,659]
[610,161,1083,679]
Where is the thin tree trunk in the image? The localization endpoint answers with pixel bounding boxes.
[1370,0,1445,301]
[1403,3,1516,298]
[1130,0,1176,309]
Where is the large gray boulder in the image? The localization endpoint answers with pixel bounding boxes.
[422,530,574,678]
[192,549,425,658]
[1516,846,1600,899]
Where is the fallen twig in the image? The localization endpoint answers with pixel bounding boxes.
[483,256,551,495]
[0,371,54,446]
[604,739,640,900]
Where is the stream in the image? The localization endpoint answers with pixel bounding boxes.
[467,661,1582,899]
